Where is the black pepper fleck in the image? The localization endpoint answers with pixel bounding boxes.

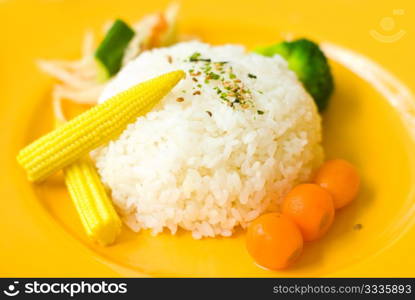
[353,224,363,230]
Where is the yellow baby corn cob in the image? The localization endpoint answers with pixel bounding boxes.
[64,157,121,245]
[54,118,121,246]
[17,70,184,182]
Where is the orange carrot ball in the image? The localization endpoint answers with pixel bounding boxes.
[246,213,303,270]
[282,184,335,242]
[314,159,360,209]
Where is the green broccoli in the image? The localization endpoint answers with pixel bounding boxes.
[255,38,334,111]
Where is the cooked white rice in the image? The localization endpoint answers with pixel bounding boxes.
[92,41,323,239]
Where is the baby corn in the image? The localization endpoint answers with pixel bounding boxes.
[17,70,184,182]
[64,157,121,245]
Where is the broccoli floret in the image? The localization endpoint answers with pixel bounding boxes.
[255,39,334,111]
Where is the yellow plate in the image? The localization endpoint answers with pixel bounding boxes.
[1,0,415,277]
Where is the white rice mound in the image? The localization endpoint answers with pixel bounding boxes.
[92,41,323,239]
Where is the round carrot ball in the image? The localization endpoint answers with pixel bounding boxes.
[314,159,360,209]
[282,184,335,242]
[246,213,303,270]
